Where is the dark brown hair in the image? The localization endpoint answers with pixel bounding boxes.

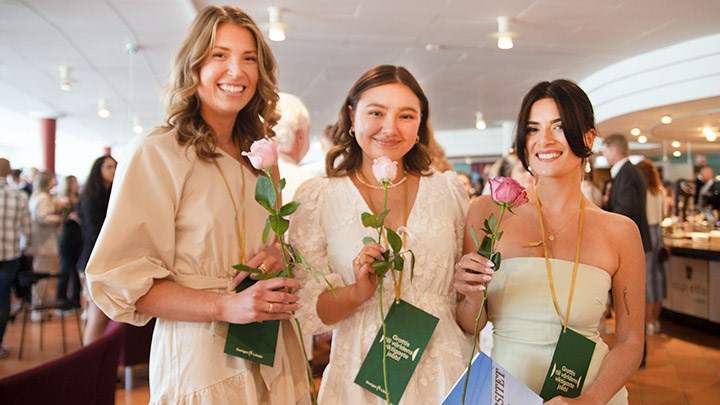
[514,79,595,171]
[164,5,279,162]
[326,65,433,177]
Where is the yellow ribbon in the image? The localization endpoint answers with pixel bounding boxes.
[533,183,585,331]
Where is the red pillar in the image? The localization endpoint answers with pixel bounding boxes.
[103,146,112,156]
[40,118,56,172]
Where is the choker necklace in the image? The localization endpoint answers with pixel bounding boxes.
[355,171,407,190]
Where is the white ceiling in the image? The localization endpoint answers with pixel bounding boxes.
[1,0,720,175]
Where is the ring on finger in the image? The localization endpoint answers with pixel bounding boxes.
[268,302,274,313]
[259,263,268,274]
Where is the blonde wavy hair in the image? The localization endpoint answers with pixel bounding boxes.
[164,5,280,162]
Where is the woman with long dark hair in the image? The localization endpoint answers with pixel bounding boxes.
[456,80,644,404]
[78,155,116,343]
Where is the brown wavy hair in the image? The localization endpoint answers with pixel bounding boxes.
[164,5,279,162]
[637,159,664,195]
[326,65,433,177]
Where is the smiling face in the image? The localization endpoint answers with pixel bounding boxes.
[350,83,421,174]
[525,98,585,178]
[197,23,258,125]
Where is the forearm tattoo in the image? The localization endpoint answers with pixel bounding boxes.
[623,287,630,315]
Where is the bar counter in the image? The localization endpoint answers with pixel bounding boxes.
[663,234,720,334]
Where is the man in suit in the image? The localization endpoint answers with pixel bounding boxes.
[602,133,651,367]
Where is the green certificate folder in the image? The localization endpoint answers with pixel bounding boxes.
[223,278,279,366]
[354,300,439,404]
[539,328,596,400]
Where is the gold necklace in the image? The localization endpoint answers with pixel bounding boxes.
[355,171,407,190]
[545,209,580,241]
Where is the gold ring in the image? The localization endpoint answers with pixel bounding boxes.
[268,302,274,313]
[259,263,268,274]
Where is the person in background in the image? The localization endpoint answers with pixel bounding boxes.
[275,92,313,202]
[636,159,666,336]
[456,80,644,404]
[482,153,533,194]
[602,133,651,368]
[55,175,82,309]
[662,180,675,219]
[20,167,37,196]
[77,155,116,343]
[289,65,471,404]
[28,171,61,315]
[581,161,603,207]
[273,91,317,363]
[694,166,714,207]
[86,5,308,403]
[0,158,31,359]
[457,171,476,199]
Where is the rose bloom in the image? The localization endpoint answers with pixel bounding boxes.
[242,139,279,170]
[488,176,529,208]
[372,156,398,183]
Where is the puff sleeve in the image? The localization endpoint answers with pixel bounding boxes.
[86,129,188,326]
[443,171,470,262]
[288,177,345,335]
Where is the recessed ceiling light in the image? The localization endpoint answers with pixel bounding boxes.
[661,115,672,124]
[671,140,681,148]
[630,127,641,136]
[638,135,647,144]
[673,150,682,157]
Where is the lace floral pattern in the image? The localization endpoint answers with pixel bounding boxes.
[289,171,471,404]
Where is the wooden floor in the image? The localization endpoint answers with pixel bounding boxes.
[0,313,717,405]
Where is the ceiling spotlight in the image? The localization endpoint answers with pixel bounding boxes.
[425,44,441,52]
[494,16,516,50]
[59,65,71,91]
[672,150,682,157]
[630,127,641,136]
[671,140,681,148]
[661,115,672,124]
[268,6,286,42]
[132,116,143,134]
[704,127,717,142]
[637,135,648,144]
[97,97,110,118]
[475,112,487,130]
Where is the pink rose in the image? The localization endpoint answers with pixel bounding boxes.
[242,139,279,170]
[488,176,529,208]
[372,156,398,183]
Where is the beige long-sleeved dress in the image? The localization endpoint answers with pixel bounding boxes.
[86,127,309,405]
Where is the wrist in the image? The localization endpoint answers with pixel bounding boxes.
[211,292,225,322]
[349,283,370,305]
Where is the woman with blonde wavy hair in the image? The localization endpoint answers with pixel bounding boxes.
[86,5,308,404]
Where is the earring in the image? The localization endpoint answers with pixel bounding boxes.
[527,165,533,173]
[584,159,592,173]
[348,129,355,138]
[415,135,420,144]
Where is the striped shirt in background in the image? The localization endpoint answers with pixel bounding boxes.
[0,178,31,261]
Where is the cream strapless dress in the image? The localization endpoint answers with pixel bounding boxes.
[488,257,628,405]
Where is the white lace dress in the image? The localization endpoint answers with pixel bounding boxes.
[289,171,471,404]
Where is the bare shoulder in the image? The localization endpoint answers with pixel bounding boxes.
[468,195,497,220]
[585,204,641,240]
